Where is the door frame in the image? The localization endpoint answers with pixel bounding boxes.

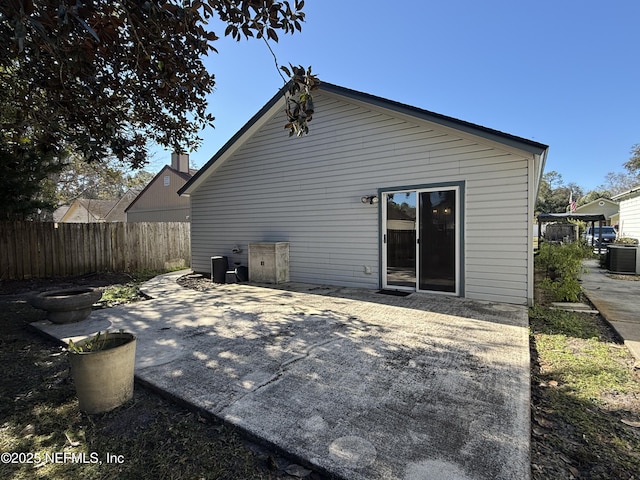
[379,181,465,296]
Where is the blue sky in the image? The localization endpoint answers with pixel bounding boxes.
[149,0,640,192]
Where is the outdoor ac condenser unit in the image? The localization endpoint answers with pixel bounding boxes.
[607,245,640,274]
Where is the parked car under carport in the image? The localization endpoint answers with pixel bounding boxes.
[536,213,607,248]
[584,225,617,247]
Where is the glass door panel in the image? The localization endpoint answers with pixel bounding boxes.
[418,190,456,292]
[385,191,416,288]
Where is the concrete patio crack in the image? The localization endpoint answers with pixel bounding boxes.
[219,337,342,413]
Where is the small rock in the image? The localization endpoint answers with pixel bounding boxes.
[621,419,640,428]
[267,455,279,471]
[20,424,35,438]
[285,464,312,478]
[534,415,554,429]
[532,426,546,436]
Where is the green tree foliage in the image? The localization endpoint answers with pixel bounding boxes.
[125,170,156,191]
[535,242,591,302]
[597,171,638,196]
[0,140,61,220]
[596,144,640,197]
[576,189,612,207]
[53,155,155,204]
[0,0,310,219]
[624,144,640,176]
[536,171,584,214]
[1,0,305,164]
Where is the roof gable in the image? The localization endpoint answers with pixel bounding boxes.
[180,82,548,196]
[126,165,195,212]
[106,188,140,221]
[61,199,118,222]
[574,197,618,211]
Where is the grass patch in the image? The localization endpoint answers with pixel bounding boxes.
[529,305,602,339]
[97,271,164,307]
[530,305,640,479]
[99,284,145,306]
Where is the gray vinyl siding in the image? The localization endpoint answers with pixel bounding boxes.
[190,91,533,304]
[619,195,640,241]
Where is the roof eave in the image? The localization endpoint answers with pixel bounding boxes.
[180,81,549,196]
[319,83,549,156]
[612,185,640,201]
[179,83,290,196]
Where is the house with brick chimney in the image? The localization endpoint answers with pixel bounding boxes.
[125,153,196,222]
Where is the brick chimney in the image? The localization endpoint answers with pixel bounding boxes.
[171,152,189,173]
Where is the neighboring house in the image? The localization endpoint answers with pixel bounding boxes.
[125,153,195,222]
[58,189,139,223]
[610,211,620,227]
[179,83,548,305]
[106,189,140,222]
[52,205,70,222]
[573,197,618,225]
[60,199,117,223]
[612,187,640,241]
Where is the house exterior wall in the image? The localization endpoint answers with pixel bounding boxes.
[618,195,640,241]
[126,168,192,222]
[574,199,618,224]
[61,204,96,223]
[60,199,117,223]
[189,91,535,304]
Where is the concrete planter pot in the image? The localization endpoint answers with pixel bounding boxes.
[30,287,102,324]
[69,332,136,414]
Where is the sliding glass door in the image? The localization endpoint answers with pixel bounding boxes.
[383,186,459,294]
[384,191,417,288]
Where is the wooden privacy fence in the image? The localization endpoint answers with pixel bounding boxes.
[0,222,191,280]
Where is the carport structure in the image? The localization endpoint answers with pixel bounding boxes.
[537,213,606,248]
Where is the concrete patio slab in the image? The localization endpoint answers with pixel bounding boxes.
[32,271,531,480]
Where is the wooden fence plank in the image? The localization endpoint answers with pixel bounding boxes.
[59,223,70,277]
[42,222,53,277]
[54,223,63,277]
[0,222,15,280]
[50,223,57,277]
[87,223,97,273]
[112,223,125,272]
[0,222,191,279]
[16,222,26,279]
[0,223,7,281]
[34,222,44,278]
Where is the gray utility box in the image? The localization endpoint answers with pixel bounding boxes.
[248,242,290,284]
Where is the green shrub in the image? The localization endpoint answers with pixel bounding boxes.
[535,242,591,302]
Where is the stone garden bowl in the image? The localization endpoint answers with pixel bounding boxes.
[30,287,102,324]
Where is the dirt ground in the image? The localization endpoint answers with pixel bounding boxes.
[0,274,325,480]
